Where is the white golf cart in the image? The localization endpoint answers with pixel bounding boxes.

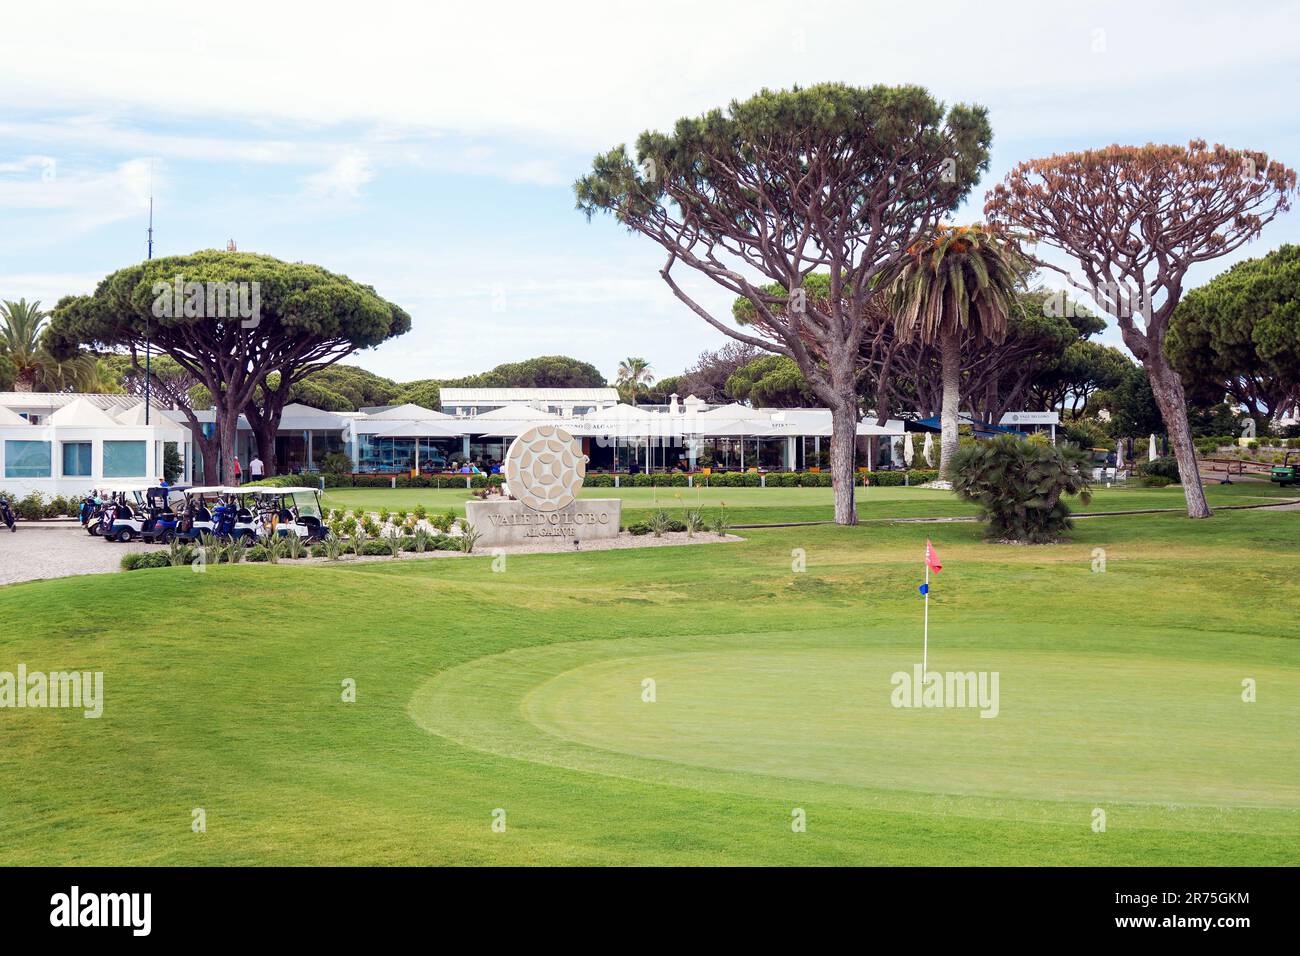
[97,481,187,542]
[248,486,328,540]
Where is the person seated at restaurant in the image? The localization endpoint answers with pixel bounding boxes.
[459,461,472,475]
[490,460,502,475]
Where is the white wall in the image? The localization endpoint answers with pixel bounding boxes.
[0,424,190,498]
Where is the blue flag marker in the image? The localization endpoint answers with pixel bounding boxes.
[918,582,929,595]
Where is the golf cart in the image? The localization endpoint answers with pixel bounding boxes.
[140,485,191,543]
[178,489,266,541]
[172,487,221,542]
[1270,452,1297,487]
[248,487,328,540]
[98,482,188,543]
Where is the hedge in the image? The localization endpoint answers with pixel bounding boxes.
[0,490,79,520]
[252,470,943,491]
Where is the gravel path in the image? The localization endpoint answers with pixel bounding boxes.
[0,521,154,586]
[0,522,742,586]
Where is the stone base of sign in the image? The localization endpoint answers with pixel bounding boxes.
[465,498,622,549]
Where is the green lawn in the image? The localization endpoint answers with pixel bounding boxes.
[1,506,1297,865]
[323,480,1300,526]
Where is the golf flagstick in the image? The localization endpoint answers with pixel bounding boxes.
[923,562,929,674]
[921,539,941,674]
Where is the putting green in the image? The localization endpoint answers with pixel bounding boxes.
[410,632,1300,820]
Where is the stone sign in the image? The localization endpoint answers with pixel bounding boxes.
[465,425,621,547]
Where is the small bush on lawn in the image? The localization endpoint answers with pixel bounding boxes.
[1140,456,1181,483]
[120,551,173,571]
[1141,475,1173,487]
[950,436,1092,544]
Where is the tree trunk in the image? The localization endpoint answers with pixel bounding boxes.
[939,330,962,479]
[217,410,240,486]
[251,419,278,478]
[829,398,858,525]
[1146,356,1211,518]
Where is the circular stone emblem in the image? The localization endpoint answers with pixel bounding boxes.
[504,425,586,512]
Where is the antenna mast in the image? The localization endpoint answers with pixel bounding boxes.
[144,170,153,426]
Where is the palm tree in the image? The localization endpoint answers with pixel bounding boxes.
[887,225,1024,480]
[0,298,48,391]
[616,356,654,405]
[0,298,108,393]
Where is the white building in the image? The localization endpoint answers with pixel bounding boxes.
[436,387,621,418]
[1,388,913,496]
[0,394,192,497]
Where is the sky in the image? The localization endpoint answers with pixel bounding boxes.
[1,0,1298,386]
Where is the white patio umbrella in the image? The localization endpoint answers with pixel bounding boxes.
[1149,433,1158,461]
[1115,439,1125,469]
[922,432,935,467]
[903,431,915,466]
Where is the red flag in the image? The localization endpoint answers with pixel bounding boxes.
[925,539,942,574]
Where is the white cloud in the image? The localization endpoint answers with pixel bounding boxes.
[303,151,374,199]
[0,157,152,244]
[2,1,1296,151]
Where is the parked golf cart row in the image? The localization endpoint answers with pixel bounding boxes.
[80,483,328,544]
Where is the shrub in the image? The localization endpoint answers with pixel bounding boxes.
[121,550,173,571]
[458,523,481,553]
[166,539,194,567]
[284,534,307,559]
[1140,456,1181,483]
[319,451,353,476]
[245,545,270,563]
[1141,475,1173,487]
[647,509,673,537]
[626,521,651,536]
[1062,419,1111,450]
[225,536,249,564]
[950,436,1092,544]
[15,492,45,521]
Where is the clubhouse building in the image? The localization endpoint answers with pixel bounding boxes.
[0,386,1053,496]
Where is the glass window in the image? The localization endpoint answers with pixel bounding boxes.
[62,442,92,477]
[103,440,147,478]
[5,440,52,478]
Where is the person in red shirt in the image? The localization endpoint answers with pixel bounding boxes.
[233,458,242,485]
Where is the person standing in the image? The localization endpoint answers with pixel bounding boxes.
[233,457,242,485]
[250,454,265,482]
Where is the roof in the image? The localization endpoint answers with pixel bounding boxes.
[48,397,123,428]
[365,402,454,421]
[466,404,560,421]
[0,391,143,412]
[702,402,775,421]
[0,406,30,426]
[439,387,619,404]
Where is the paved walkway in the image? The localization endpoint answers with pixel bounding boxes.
[0,522,153,586]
